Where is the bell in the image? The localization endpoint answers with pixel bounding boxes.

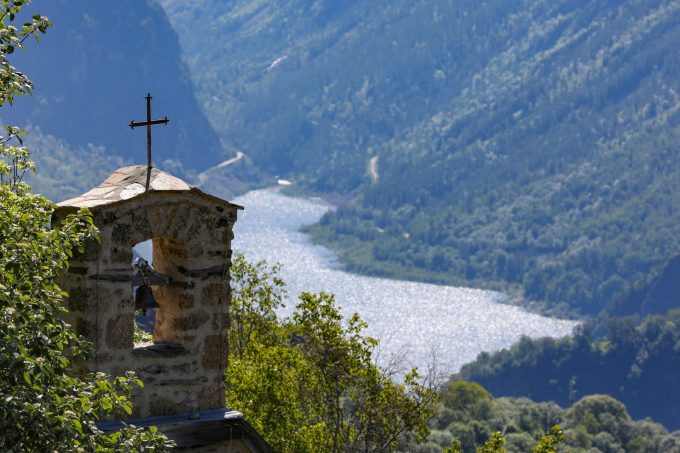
[135,285,160,314]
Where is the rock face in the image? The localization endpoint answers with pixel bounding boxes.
[53,166,242,417]
[9,0,224,172]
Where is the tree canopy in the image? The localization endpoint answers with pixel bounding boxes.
[458,309,680,429]
[226,254,439,452]
[405,380,679,453]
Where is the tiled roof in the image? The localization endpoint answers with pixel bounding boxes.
[57,165,242,210]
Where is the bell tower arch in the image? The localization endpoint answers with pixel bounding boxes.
[53,165,269,451]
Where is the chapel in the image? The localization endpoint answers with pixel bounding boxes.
[52,165,270,452]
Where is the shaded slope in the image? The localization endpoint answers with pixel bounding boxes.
[458,309,680,430]
[6,0,224,174]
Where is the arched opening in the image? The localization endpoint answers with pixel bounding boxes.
[130,236,191,350]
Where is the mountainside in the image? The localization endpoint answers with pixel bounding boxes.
[412,381,680,452]
[4,0,225,176]
[162,0,680,315]
[20,128,130,202]
[458,309,680,430]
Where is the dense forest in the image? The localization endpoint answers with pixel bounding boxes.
[160,0,680,316]
[458,308,680,430]
[406,380,680,453]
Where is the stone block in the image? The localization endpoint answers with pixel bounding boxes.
[187,244,205,260]
[173,311,210,332]
[177,265,225,280]
[95,210,119,226]
[176,292,195,310]
[132,343,188,358]
[222,227,234,243]
[149,396,190,417]
[131,213,153,239]
[139,364,168,376]
[170,363,191,375]
[66,287,91,312]
[111,246,133,264]
[175,334,197,343]
[202,335,227,370]
[111,222,133,245]
[198,385,225,409]
[212,313,225,331]
[206,249,227,259]
[75,319,96,341]
[155,376,208,386]
[94,352,114,365]
[116,295,134,311]
[106,314,134,349]
[200,283,224,306]
[154,236,188,261]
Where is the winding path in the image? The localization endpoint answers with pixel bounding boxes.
[196,151,244,185]
[369,155,379,184]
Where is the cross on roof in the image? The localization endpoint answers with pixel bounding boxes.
[129,93,169,190]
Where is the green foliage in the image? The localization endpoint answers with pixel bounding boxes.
[441,426,566,453]
[477,432,505,453]
[226,254,439,452]
[530,426,565,453]
[21,127,131,202]
[0,2,170,450]
[459,309,680,429]
[410,380,679,453]
[442,439,462,453]
[442,381,491,416]
[0,125,32,190]
[0,0,49,106]
[133,320,153,344]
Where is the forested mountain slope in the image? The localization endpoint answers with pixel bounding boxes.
[458,309,680,429]
[408,381,680,452]
[162,0,680,315]
[5,0,225,175]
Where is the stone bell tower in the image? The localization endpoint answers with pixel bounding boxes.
[53,165,270,452]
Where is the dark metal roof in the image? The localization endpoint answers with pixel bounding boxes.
[97,408,271,451]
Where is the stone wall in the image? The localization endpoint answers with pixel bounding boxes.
[56,191,237,418]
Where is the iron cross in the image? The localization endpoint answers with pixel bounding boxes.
[129,93,169,190]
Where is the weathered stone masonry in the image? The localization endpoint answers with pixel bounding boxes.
[52,166,242,418]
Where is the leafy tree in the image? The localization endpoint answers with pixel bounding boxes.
[226,254,439,452]
[442,381,491,416]
[530,426,565,453]
[0,1,170,450]
[476,432,505,453]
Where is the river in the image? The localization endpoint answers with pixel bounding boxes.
[231,188,578,374]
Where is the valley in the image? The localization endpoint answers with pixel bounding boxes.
[4,1,680,449]
[160,0,680,317]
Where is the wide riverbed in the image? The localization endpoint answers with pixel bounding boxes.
[232,188,578,373]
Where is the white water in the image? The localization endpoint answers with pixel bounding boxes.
[231,188,578,374]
